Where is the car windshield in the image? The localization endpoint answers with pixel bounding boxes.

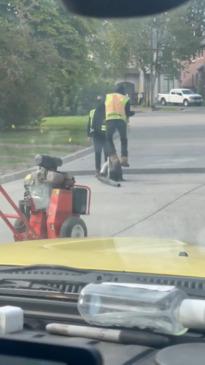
[182,90,194,94]
[0,0,205,271]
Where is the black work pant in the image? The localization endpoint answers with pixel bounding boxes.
[93,134,108,171]
[106,119,128,157]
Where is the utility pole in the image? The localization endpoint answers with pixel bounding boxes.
[150,18,158,107]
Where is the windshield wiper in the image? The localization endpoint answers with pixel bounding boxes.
[0,265,116,289]
[0,265,205,300]
[0,265,93,298]
[0,264,90,274]
[0,278,62,292]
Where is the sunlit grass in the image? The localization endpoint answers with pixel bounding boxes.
[41,115,88,130]
[0,115,90,174]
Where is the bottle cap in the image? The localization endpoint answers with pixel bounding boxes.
[0,306,23,334]
[179,299,205,329]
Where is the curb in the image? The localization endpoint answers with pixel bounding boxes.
[0,146,93,184]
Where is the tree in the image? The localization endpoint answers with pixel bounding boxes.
[0,0,111,125]
[103,0,205,105]
[0,15,60,127]
[0,0,59,127]
[186,0,205,39]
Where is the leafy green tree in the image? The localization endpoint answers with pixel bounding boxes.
[0,17,59,128]
[0,0,109,125]
[103,0,205,105]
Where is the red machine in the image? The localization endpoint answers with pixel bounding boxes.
[0,155,91,241]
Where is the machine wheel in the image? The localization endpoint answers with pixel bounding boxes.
[183,99,189,107]
[161,98,167,106]
[60,217,87,238]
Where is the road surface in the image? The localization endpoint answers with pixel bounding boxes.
[1,109,205,245]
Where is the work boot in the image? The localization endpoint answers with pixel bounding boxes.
[120,156,130,167]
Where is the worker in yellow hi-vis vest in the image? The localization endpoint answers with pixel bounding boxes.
[105,85,133,167]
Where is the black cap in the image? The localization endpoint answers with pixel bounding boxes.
[114,84,126,95]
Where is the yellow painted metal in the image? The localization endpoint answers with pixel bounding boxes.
[0,237,204,278]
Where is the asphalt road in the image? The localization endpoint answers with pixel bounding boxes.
[1,108,205,245]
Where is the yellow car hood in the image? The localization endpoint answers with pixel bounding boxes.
[0,237,205,277]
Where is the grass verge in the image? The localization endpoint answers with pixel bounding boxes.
[0,115,90,174]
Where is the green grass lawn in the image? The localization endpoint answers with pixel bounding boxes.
[1,115,89,145]
[0,145,79,174]
[0,129,89,146]
[41,115,88,130]
[0,115,90,174]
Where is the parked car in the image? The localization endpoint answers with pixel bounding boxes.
[158,88,203,106]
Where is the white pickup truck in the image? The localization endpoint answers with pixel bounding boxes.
[158,88,203,106]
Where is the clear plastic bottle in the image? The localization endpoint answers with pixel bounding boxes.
[77,282,205,335]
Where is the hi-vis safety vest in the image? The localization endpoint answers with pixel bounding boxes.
[89,108,106,133]
[105,93,129,121]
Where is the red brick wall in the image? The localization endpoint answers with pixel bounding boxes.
[181,50,205,89]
